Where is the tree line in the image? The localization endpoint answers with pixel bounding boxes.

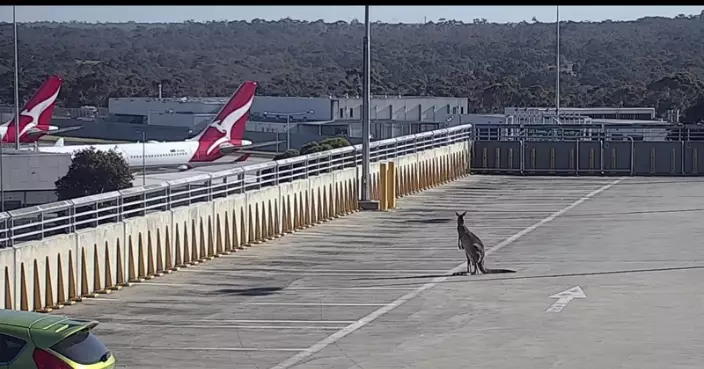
[3,15,704,121]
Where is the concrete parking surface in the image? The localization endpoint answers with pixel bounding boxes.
[55,175,704,369]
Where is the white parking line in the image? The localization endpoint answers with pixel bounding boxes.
[268,178,625,369]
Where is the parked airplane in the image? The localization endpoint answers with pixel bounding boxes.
[1,75,82,144]
[39,81,276,171]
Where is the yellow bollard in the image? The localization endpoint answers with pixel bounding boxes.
[388,161,397,209]
[379,163,388,211]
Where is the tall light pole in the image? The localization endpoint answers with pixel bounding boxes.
[141,131,146,186]
[286,114,291,151]
[360,5,373,206]
[555,5,560,124]
[263,110,314,151]
[13,5,20,150]
[0,134,4,212]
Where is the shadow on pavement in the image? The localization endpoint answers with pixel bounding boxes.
[345,265,704,288]
[209,287,284,296]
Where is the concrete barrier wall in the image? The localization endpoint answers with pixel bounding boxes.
[472,140,704,176]
[1,140,470,312]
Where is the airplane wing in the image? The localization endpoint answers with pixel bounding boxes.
[26,126,84,139]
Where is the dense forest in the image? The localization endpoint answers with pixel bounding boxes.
[3,14,704,120]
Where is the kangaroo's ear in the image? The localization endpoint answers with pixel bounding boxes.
[455,212,460,217]
[461,211,467,217]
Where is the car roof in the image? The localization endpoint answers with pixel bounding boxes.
[0,310,99,348]
[0,310,57,329]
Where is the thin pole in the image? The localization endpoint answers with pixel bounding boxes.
[361,5,371,202]
[0,139,4,212]
[13,6,20,150]
[286,114,291,151]
[142,131,146,185]
[555,5,560,123]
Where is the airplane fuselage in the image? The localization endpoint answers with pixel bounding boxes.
[38,139,253,169]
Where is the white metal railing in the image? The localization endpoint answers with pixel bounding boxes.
[0,124,472,247]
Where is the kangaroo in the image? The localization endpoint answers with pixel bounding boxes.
[455,211,516,275]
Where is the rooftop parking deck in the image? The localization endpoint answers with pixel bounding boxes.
[55,175,704,369]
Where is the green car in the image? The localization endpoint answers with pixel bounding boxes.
[0,309,115,368]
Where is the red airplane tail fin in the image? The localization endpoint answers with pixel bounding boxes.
[2,75,63,143]
[190,81,257,143]
[221,81,257,141]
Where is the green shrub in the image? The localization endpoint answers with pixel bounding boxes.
[273,149,300,161]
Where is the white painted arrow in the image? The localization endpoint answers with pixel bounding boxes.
[545,286,587,313]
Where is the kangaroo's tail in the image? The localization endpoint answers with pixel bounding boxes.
[478,262,516,274]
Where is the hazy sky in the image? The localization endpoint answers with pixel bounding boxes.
[0,6,702,24]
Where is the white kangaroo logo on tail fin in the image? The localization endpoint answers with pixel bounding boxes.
[204,95,255,156]
[18,87,61,138]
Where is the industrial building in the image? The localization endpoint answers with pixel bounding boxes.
[108,95,467,124]
[0,149,72,210]
[464,106,669,141]
[503,107,656,121]
[106,95,467,141]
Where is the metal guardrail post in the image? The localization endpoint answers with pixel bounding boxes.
[165,186,172,211]
[7,218,13,247]
[628,136,635,176]
[275,163,280,185]
[575,140,580,176]
[681,140,686,175]
[68,205,75,233]
[599,139,605,175]
[519,138,525,176]
[40,212,45,239]
[207,179,213,202]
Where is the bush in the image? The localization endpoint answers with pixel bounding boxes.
[298,137,351,156]
[273,149,300,161]
[271,137,352,161]
[55,147,134,200]
[319,137,351,149]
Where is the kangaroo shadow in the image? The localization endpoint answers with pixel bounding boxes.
[403,218,454,225]
[350,272,466,281]
[347,265,704,288]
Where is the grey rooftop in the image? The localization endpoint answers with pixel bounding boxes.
[54,174,704,369]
